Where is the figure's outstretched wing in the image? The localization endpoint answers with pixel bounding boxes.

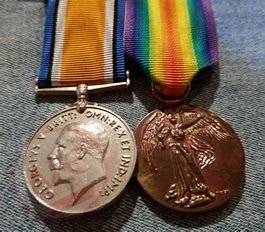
[185,112,232,142]
[184,112,232,169]
[142,111,166,172]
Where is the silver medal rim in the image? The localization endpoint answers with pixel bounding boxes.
[23,105,137,215]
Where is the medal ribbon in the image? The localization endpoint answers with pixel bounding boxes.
[125,0,218,97]
[39,0,125,88]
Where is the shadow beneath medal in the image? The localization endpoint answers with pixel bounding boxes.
[138,178,246,229]
[29,179,139,232]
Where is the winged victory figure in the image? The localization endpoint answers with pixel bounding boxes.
[142,107,233,208]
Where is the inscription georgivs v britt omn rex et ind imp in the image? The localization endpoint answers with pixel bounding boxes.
[24,106,136,214]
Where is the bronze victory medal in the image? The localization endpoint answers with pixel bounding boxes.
[135,104,245,212]
[24,105,136,214]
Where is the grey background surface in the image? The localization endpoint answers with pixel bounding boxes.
[0,0,264,231]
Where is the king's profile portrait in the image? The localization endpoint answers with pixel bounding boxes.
[47,121,109,205]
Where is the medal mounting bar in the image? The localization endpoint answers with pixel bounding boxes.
[35,71,130,96]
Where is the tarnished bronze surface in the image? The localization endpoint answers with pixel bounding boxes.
[135,104,245,212]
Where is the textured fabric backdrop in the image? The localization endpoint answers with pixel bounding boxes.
[0,0,264,231]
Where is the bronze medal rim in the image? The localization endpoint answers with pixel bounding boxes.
[24,105,137,215]
[135,104,245,213]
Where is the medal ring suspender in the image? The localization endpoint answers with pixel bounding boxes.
[126,0,245,213]
[24,0,136,215]
[151,82,191,106]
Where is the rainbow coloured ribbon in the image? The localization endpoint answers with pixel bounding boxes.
[125,0,218,97]
[39,0,125,88]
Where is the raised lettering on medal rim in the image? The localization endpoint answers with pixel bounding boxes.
[24,105,136,215]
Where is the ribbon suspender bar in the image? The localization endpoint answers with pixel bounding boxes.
[35,71,130,95]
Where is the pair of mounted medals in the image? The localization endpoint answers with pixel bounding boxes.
[23,0,245,216]
[24,80,245,215]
